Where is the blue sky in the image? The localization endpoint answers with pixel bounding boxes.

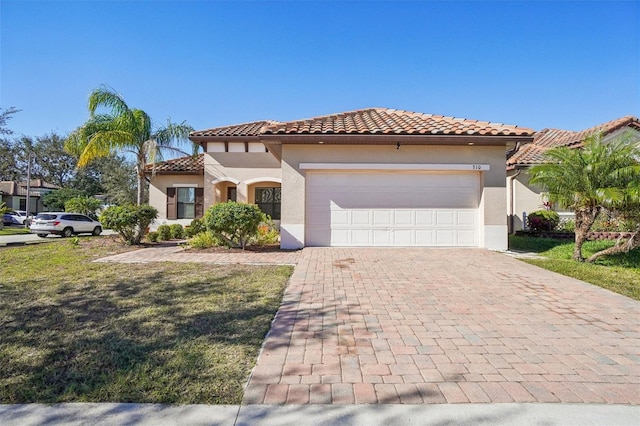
[1,1,638,141]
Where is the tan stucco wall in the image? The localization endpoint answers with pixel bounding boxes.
[280,144,507,249]
[148,174,205,226]
[507,170,545,232]
[203,152,281,206]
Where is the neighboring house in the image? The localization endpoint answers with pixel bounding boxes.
[506,115,640,232]
[0,179,59,215]
[148,108,534,250]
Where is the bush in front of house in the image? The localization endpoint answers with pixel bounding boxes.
[251,215,280,245]
[157,224,172,241]
[100,204,158,245]
[184,218,206,238]
[169,223,184,239]
[204,202,263,249]
[188,230,222,249]
[146,231,159,242]
[527,210,560,232]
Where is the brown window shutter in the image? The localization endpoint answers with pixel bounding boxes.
[195,188,204,218]
[166,188,177,219]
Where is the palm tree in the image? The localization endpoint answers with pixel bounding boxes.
[529,132,640,262]
[66,87,197,205]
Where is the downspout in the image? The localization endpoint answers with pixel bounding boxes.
[508,168,522,234]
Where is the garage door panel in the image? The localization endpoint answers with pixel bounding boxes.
[458,211,476,226]
[393,229,413,245]
[373,229,390,245]
[394,210,412,225]
[436,210,455,225]
[351,230,370,244]
[352,210,370,225]
[436,229,455,245]
[373,210,391,225]
[306,172,479,247]
[415,230,434,245]
[331,210,349,225]
[457,229,477,245]
[416,210,434,225]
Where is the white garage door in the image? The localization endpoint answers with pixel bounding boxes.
[306,171,480,247]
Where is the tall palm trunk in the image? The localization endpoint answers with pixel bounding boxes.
[136,153,146,205]
[573,207,599,262]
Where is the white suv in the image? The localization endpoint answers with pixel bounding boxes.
[30,213,103,238]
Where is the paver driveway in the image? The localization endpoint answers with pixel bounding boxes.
[243,248,640,404]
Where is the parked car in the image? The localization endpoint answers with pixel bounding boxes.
[2,213,15,226]
[7,210,29,225]
[30,212,103,238]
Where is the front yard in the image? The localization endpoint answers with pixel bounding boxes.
[0,237,292,404]
[0,227,30,236]
[509,235,640,301]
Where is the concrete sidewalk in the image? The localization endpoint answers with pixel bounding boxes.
[1,403,639,425]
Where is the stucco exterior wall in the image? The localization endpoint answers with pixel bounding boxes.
[280,144,507,250]
[203,152,281,206]
[148,174,204,228]
[507,170,545,232]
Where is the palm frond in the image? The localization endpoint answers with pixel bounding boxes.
[88,87,133,120]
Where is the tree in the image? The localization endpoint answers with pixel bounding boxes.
[17,133,77,188]
[0,139,19,181]
[0,107,19,181]
[64,197,102,215]
[65,87,197,205]
[0,107,19,136]
[529,133,640,262]
[42,188,87,211]
[70,153,137,204]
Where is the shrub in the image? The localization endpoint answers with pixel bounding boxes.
[99,204,158,245]
[188,231,221,249]
[169,223,184,239]
[184,218,206,238]
[146,231,159,242]
[64,197,102,215]
[204,202,263,249]
[252,216,280,245]
[527,210,560,232]
[157,224,172,241]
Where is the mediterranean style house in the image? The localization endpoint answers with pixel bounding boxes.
[506,115,640,233]
[147,108,534,250]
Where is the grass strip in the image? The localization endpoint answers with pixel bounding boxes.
[509,235,639,300]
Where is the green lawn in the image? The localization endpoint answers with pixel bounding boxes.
[0,237,293,404]
[0,227,30,235]
[509,235,640,300]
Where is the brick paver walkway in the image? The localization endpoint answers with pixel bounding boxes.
[242,248,640,404]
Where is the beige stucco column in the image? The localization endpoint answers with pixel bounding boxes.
[280,149,306,249]
[480,146,508,250]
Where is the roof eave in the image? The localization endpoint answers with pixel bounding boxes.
[259,133,534,146]
[144,170,204,176]
[189,135,262,146]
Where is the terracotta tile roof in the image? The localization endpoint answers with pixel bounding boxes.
[190,120,282,138]
[145,154,204,174]
[507,115,640,168]
[190,108,534,140]
[263,108,533,136]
